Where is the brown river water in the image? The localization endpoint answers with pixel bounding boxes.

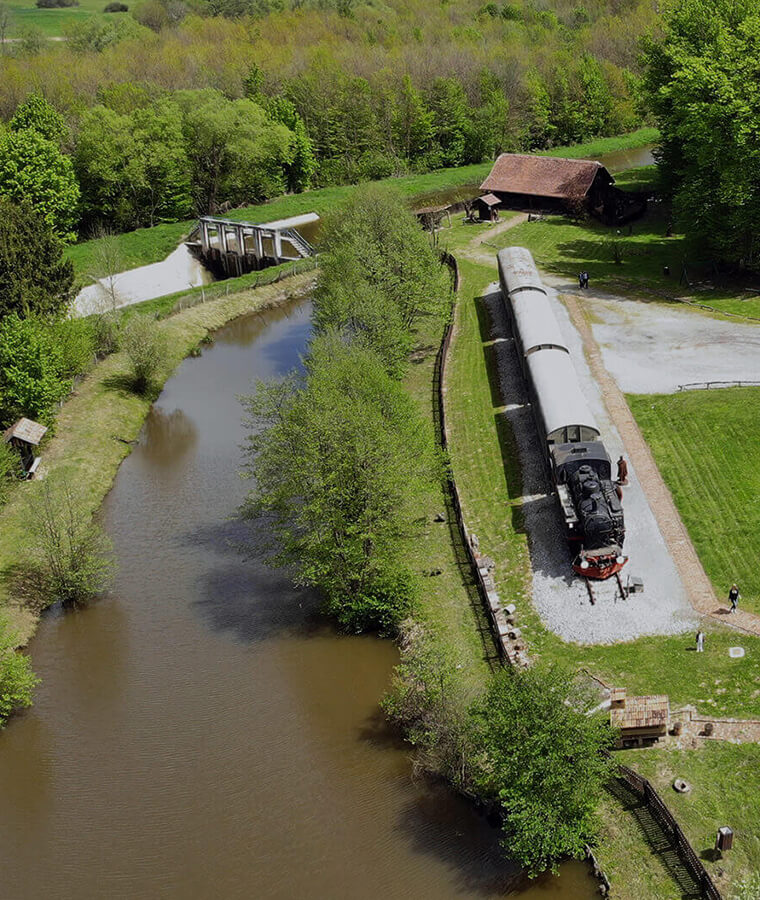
[0,299,599,899]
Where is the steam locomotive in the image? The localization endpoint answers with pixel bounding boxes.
[497,246,627,580]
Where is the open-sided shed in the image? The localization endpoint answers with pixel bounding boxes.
[3,417,47,478]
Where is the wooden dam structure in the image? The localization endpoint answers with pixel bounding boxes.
[186,212,318,277]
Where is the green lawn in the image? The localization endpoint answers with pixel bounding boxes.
[67,128,658,280]
[630,388,760,617]
[3,0,108,37]
[618,743,760,893]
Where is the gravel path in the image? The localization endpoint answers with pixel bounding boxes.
[486,282,697,643]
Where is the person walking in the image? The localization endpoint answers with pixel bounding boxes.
[616,455,629,485]
[729,584,740,613]
[583,271,590,289]
[696,629,705,653]
[578,272,584,290]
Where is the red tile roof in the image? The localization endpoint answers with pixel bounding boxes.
[610,695,669,731]
[480,154,611,200]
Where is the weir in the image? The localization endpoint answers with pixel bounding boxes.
[186,212,319,277]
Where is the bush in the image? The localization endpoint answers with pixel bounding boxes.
[121,313,167,393]
[469,665,616,875]
[36,0,79,7]
[28,480,114,608]
[0,616,38,726]
[92,310,121,357]
[103,1,128,9]
[0,441,22,504]
[51,317,96,378]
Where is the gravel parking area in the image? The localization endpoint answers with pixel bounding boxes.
[543,279,760,394]
[486,283,697,644]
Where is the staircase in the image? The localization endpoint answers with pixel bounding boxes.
[280,227,315,258]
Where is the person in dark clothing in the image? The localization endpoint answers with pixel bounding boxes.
[729,584,740,613]
[582,271,590,289]
[578,272,584,290]
[616,455,628,485]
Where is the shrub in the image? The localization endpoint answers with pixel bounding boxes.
[92,310,121,357]
[36,0,79,8]
[0,441,22,504]
[0,313,71,425]
[28,480,114,608]
[0,616,39,726]
[104,1,128,9]
[121,313,167,393]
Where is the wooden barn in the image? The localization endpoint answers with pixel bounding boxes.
[479,154,646,224]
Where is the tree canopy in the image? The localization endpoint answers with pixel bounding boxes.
[242,333,440,633]
[0,128,80,239]
[641,0,760,267]
[314,184,450,377]
[469,665,615,874]
[0,197,75,319]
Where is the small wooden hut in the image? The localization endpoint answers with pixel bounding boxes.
[3,417,47,478]
[472,193,500,222]
[416,204,452,232]
[610,688,669,748]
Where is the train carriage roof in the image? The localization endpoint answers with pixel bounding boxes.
[526,348,600,441]
[497,246,544,295]
[510,288,569,356]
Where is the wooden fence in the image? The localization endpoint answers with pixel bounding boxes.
[618,765,722,899]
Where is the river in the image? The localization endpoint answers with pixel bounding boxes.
[0,299,599,898]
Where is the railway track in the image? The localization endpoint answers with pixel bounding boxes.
[584,573,627,606]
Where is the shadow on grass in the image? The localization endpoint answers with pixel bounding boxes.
[606,777,704,900]
[474,289,546,537]
[101,373,160,401]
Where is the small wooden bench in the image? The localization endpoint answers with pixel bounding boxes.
[26,457,41,479]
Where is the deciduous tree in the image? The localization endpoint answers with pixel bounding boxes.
[469,665,616,875]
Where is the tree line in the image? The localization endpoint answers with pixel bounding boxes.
[0,0,654,241]
[242,186,615,874]
[641,0,760,271]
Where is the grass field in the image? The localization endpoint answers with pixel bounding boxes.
[67,128,658,281]
[630,388,760,616]
[2,0,107,37]
[618,743,760,894]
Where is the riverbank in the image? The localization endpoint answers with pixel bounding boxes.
[0,271,317,647]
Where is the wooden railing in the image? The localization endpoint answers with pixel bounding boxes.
[678,380,760,391]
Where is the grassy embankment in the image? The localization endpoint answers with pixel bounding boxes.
[439,206,760,895]
[0,271,317,646]
[66,127,658,281]
[3,0,106,37]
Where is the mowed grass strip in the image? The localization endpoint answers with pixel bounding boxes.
[629,388,760,615]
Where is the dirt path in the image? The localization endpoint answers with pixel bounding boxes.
[459,213,529,266]
[562,291,760,637]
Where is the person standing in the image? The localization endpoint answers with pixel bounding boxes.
[729,584,740,613]
[578,272,584,290]
[696,630,705,652]
[617,455,629,485]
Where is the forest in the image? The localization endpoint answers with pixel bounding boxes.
[0,0,655,239]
